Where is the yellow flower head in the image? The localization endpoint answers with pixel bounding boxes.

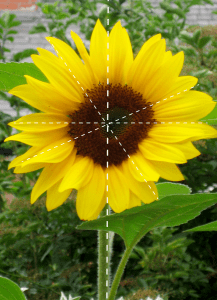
[4,20,217,220]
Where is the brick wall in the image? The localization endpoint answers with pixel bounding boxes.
[1,0,217,118]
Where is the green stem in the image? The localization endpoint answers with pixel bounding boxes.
[108,244,134,300]
[98,203,111,300]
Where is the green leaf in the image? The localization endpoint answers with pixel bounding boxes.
[0,62,49,92]
[0,276,27,300]
[156,182,191,200]
[13,49,38,62]
[0,18,6,28]
[6,36,14,42]
[8,20,22,28]
[7,30,18,35]
[29,23,47,34]
[200,102,217,125]
[77,193,217,248]
[198,36,212,49]
[192,29,201,44]
[184,220,217,232]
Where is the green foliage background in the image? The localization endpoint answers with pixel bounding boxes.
[0,0,217,299]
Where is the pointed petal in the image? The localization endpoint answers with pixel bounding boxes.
[31,54,82,101]
[128,150,160,181]
[148,123,217,143]
[25,75,81,113]
[150,160,185,181]
[122,159,158,205]
[154,90,215,122]
[21,136,74,167]
[4,127,68,147]
[76,164,105,220]
[128,191,141,209]
[31,150,77,204]
[14,163,47,173]
[58,156,94,192]
[139,138,187,163]
[127,34,162,85]
[174,141,201,159]
[144,51,184,102]
[6,113,71,132]
[130,39,166,94]
[89,19,108,83]
[7,146,43,170]
[46,180,72,211]
[151,75,198,104]
[45,37,94,90]
[109,21,133,85]
[70,30,99,85]
[107,165,130,213]
[8,84,61,114]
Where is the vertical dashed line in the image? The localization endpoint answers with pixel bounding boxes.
[106,3,110,299]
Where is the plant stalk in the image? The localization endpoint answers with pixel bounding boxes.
[108,244,134,300]
[98,203,112,300]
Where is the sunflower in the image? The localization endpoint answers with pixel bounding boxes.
[4,20,217,221]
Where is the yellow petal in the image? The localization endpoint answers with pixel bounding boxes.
[6,113,71,132]
[128,150,160,181]
[89,190,107,220]
[58,156,94,192]
[139,139,187,163]
[76,164,106,220]
[8,84,61,114]
[148,123,217,143]
[127,34,162,85]
[45,37,94,90]
[70,30,99,85]
[130,39,166,94]
[46,180,72,211]
[14,163,47,173]
[149,160,185,181]
[144,51,184,102]
[154,90,215,122]
[174,141,201,159]
[122,159,158,204]
[128,191,141,209]
[151,75,198,104]
[4,127,68,147]
[109,21,133,85]
[107,164,130,213]
[25,75,81,113]
[31,54,82,101]
[7,146,43,170]
[89,19,108,83]
[31,150,77,204]
[21,136,74,167]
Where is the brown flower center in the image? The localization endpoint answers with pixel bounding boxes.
[67,83,156,168]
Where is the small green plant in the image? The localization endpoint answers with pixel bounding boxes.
[126,227,216,299]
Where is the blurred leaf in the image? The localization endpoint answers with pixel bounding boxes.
[198,36,212,49]
[180,32,195,47]
[0,62,48,92]
[6,37,14,43]
[7,29,18,35]
[192,29,201,44]
[13,49,38,62]
[29,24,47,34]
[77,193,217,248]
[0,18,6,28]
[0,276,27,300]
[8,20,22,28]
